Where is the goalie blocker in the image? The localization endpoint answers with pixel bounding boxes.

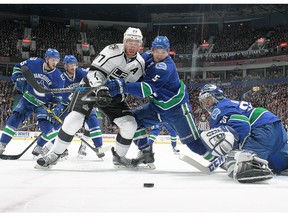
[200,126,273,183]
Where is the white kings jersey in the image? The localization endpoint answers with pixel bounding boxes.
[88,43,145,85]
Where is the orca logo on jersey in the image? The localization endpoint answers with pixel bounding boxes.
[211,108,221,120]
[155,62,167,70]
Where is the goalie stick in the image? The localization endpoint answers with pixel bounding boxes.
[0,132,43,160]
[21,67,98,94]
[179,154,225,174]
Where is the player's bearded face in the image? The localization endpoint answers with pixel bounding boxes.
[124,39,141,58]
[152,49,168,62]
[66,63,77,76]
[45,57,60,70]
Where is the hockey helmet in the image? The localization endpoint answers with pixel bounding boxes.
[45,48,60,59]
[63,55,78,65]
[123,27,143,43]
[151,36,170,51]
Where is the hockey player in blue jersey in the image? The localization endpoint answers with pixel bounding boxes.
[198,84,288,182]
[148,123,180,154]
[106,36,214,167]
[31,55,104,158]
[0,48,65,155]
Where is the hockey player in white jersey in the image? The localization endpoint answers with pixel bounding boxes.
[36,27,145,168]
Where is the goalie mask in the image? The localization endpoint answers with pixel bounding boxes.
[198,84,225,113]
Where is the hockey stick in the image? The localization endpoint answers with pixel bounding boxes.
[0,132,43,160]
[17,122,37,131]
[33,97,108,154]
[179,154,225,174]
[21,67,97,93]
[0,106,69,160]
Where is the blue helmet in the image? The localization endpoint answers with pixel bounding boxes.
[63,55,78,65]
[45,48,60,59]
[198,84,225,113]
[151,36,170,51]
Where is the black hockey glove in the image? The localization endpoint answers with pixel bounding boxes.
[81,86,112,106]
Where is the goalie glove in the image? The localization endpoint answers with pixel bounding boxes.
[200,125,239,157]
[226,150,273,183]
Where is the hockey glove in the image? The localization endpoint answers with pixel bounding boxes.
[81,86,112,106]
[12,74,28,93]
[200,125,239,157]
[105,78,127,97]
[51,103,64,117]
[95,86,112,106]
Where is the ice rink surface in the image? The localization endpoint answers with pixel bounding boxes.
[0,139,287,216]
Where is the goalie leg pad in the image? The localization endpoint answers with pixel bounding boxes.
[226,150,273,183]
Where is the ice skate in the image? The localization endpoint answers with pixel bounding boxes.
[0,143,6,155]
[131,146,155,169]
[78,142,87,158]
[111,147,133,168]
[172,146,180,155]
[32,145,42,157]
[95,147,105,158]
[279,169,288,176]
[36,151,61,168]
[40,146,50,157]
[59,149,69,160]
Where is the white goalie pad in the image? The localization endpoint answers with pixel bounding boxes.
[226,150,273,183]
[200,126,237,157]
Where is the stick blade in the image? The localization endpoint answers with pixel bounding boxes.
[179,154,211,174]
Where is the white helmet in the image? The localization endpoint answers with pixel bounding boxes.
[123,27,143,43]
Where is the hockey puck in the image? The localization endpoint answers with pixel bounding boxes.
[143,183,154,188]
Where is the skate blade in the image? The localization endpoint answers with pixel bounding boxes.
[77,154,86,159]
[139,163,156,170]
[34,164,53,169]
[113,163,156,170]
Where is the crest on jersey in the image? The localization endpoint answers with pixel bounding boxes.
[211,108,221,120]
[109,44,118,50]
[155,62,167,70]
[109,67,128,79]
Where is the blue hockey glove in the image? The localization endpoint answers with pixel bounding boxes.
[12,74,27,93]
[51,104,64,117]
[15,80,28,93]
[105,78,127,97]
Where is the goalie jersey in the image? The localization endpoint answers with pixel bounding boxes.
[210,98,281,144]
[88,43,145,83]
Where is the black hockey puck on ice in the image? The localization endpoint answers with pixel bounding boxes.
[143,183,154,188]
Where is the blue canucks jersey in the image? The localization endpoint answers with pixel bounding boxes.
[62,67,88,104]
[126,51,189,114]
[12,57,65,105]
[210,98,280,143]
